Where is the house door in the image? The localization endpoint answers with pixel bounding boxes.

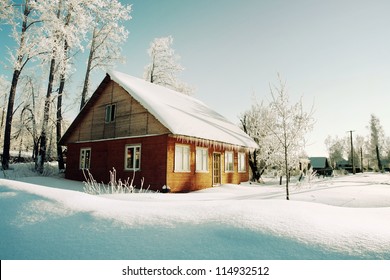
[213,153,221,186]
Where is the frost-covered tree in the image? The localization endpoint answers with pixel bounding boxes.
[1,0,45,170]
[144,36,193,95]
[266,76,314,200]
[79,0,131,110]
[12,75,44,160]
[35,0,96,173]
[383,137,390,166]
[0,76,10,144]
[0,0,13,27]
[325,135,346,167]
[353,134,365,172]
[240,99,283,182]
[369,114,385,171]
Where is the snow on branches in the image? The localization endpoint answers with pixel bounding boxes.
[241,75,314,199]
[144,36,193,95]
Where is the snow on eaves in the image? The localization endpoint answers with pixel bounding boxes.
[108,71,258,149]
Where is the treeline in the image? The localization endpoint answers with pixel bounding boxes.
[325,114,390,172]
[0,0,131,172]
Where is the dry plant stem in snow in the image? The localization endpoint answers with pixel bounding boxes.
[82,167,151,195]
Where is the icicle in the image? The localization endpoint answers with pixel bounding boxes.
[171,134,246,152]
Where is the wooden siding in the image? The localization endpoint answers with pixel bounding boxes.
[65,135,169,191]
[62,78,251,192]
[166,137,250,192]
[65,134,250,193]
[65,80,170,143]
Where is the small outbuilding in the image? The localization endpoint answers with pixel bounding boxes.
[59,71,258,192]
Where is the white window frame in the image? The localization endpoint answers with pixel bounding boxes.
[238,152,246,172]
[175,144,190,172]
[225,151,234,172]
[79,148,91,169]
[125,144,141,171]
[105,103,116,123]
[196,147,208,172]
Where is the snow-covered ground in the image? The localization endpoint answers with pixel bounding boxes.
[1,164,390,260]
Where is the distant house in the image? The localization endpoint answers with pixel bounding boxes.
[59,71,258,192]
[309,157,333,176]
[336,159,362,173]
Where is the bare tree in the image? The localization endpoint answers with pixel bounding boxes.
[265,75,314,200]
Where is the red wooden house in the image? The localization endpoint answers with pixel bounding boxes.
[60,71,258,192]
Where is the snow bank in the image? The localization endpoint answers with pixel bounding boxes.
[1,173,390,258]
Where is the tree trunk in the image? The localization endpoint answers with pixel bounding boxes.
[0,92,7,130]
[2,70,21,169]
[1,4,31,170]
[56,37,68,171]
[376,145,382,171]
[284,147,290,200]
[56,73,65,170]
[37,0,64,173]
[37,58,56,173]
[30,81,38,161]
[248,150,261,182]
[80,28,96,111]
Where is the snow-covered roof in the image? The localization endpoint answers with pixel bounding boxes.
[108,71,258,149]
[309,157,330,168]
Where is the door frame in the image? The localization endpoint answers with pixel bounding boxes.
[213,152,221,186]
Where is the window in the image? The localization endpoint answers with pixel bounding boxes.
[225,151,234,172]
[125,145,141,170]
[196,147,208,172]
[80,148,91,169]
[238,152,246,172]
[105,104,116,123]
[175,144,190,172]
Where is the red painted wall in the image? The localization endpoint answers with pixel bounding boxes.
[65,134,250,193]
[65,135,168,191]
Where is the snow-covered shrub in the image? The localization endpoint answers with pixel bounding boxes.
[295,169,318,189]
[82,168,153,195]
[1,162,60,179]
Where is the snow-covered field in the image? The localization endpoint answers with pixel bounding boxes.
[1,164,390,260]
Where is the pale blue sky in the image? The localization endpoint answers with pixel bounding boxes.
[1,0,390,156]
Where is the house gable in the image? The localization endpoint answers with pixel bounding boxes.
[61,78,170,144]
[108,71,258,149]
[60,72,254,192]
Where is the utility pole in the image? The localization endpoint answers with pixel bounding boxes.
[347,130,355,174]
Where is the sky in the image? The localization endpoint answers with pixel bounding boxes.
[1,0,390,156]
